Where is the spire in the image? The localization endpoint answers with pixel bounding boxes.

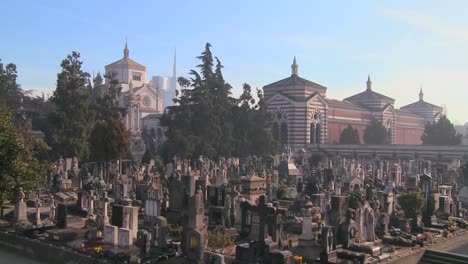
[366,75,372,91]
[173,48,177,78]
[291,56,298,76]
[419,86,424,101]
[124,38,129,58]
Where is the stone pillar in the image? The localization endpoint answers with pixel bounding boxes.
[14,187,28,223]
[300,216,312,240]
[103,192,110,224]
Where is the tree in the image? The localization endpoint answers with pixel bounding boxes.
[364,118,388,144]
[339,125,360,144]
[89,118,129,163]
[399,191,425,219]
[0,108,49,206]
[347,188,364,210]
[91,71,126,120]
[0,59,22,111]
[50,52,92,159]
[160,43,275,161]
[421,115,462,145]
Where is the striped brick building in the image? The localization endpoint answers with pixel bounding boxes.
[263,58,443,150]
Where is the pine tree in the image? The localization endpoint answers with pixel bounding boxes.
[340,125,360,144]
[364,118,388,144]
[421,115,462,145]
[50,52,92,159]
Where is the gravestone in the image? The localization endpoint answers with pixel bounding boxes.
[56,203,68,228]
[299,196,314,246]
[118,228,132,247]
[111,204,123,227]
[338,208,358,248]
[104,225,118,245]
[153,216,168,247]
[136,230,151,256]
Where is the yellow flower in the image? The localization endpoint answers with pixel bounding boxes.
[293,255,303,264]
[93,246,103,254]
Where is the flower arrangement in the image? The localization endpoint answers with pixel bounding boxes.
[293,255,303,264]
[422,232,433,241]
[443,229,449,237]
[93,246,103,255]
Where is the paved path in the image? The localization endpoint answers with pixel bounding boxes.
[0,247,45,264]
[429,232,468,255]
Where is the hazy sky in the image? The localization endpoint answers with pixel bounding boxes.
[1,0,468,124]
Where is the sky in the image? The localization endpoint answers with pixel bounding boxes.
[1,0,468,124]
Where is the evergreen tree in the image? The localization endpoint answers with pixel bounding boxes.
[89,118,129,163]
[91,71,126,120]
[0,59,22,111]
[364,118,388,144]
[421,115,462,145]
[160,43,274,161]
[339,125,360,144]
[50,52,92,159]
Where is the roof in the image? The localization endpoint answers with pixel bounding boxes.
[400,100,443,111]
[344,89,395,103]
[106,57,146,71]
[264,74,327,91]
[325,98,367,111]
[394,109,423,118]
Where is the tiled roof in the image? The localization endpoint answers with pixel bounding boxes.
[325,99,367,110]
[264,74,327,90]
[401,100,442,111]
[344,89,395,103]
[106,57,146,71]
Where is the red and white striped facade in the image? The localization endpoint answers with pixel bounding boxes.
[263,59,443,151]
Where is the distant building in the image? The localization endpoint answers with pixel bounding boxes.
[151,50,178,109]
[101,42,165,161]
[263,58,443,151]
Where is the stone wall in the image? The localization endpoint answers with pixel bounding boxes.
[0,232,106,264]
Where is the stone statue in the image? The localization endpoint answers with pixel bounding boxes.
[49,197,56,222]
[17,187,25,202]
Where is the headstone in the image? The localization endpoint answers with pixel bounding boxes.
[118,228,132,247]
[136,230,151,256]
[153,216,168,247]
[299,196,314,246]
[56,203,68,228]
[111,204,123,227]
[104,225,118,245]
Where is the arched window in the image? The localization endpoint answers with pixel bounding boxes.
[281,123,288,146]
[310,124,316,144]
[316,124,321,144]
[272,123,279,141]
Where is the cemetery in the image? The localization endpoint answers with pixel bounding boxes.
[0,147,468,264]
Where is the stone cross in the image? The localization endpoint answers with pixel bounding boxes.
[154,223,160,246]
